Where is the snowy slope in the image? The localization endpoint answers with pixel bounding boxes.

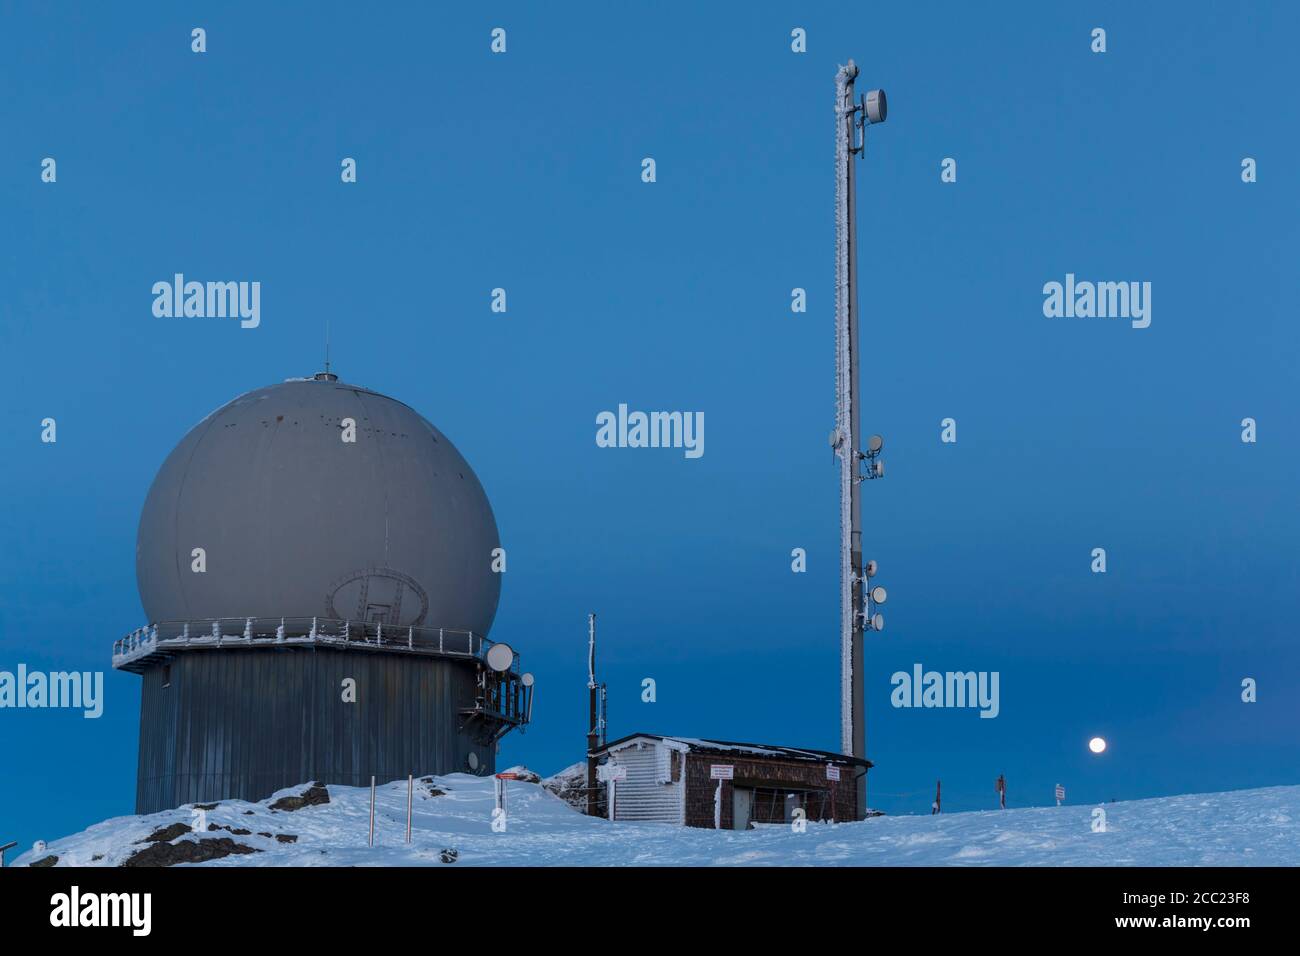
[12,775,1298,867]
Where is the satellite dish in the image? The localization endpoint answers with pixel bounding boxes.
[867,434,884,453]
[865,560,878,578]
[870,585,887,605]
[829,429,841,448]
[485,643,514,673]
[467,752,479,770]
[521,672,535,687]
[865,89,887,125]
[870,613,885,632]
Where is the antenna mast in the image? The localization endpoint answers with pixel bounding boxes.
[585,612,604,816]
[833,60,888,819]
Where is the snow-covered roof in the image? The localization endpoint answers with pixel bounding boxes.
[598,732,872,769]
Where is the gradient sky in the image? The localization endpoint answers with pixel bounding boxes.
[2,2,1297,855]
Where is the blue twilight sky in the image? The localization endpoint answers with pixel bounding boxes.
[1,2,1297,854]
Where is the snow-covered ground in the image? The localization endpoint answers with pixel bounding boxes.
[13,774,1298,867]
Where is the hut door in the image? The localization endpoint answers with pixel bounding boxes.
[732,786,754,830]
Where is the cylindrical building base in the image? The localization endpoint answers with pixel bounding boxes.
[134,647,492,814]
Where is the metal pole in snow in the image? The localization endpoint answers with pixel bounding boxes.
[369,775,376,847]
[406,774,413,843]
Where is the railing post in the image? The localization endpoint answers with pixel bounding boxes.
[439,628,444,654]
[244,617,253,642]
[310,616,318,640]
[406,774,413,844]
[408,626,413,650]
[377,622,383,645]
[368,776,376,848]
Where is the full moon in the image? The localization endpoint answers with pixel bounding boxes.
[1089,736,1107,754]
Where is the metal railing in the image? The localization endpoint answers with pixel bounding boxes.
[112,616,504,668]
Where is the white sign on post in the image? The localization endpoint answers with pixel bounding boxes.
[826,764,841,781]
[599,764,627,782]
[710,764,734,780]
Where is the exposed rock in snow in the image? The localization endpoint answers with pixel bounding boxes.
[542,761,592,812]
[123,836,260,867]
[142,822,191,843]
[269,782,330,812]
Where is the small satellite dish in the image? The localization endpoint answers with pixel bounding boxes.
[865,89,887,125]
[870,613,885,632]
[865,560,878,578]
[870,585,887,605]
[867,434,884,453]
[485,643,514,673]
[521,672,535,687]
[467,752,479,771]
[829,429,840,448]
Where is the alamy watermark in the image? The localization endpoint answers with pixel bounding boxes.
[890,663,999,718]
[50,886,150,936]
[152,274,261,328]
[1042,273,1151,329]
[0,665,103,718]
[595,404,704,459]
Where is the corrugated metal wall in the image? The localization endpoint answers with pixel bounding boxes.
[135,647,490,813]
[611,742,683,824]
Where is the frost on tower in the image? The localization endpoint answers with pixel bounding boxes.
[832,60,888,818]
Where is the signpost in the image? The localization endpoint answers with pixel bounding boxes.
[1055,784,1065,807]
[711,765,733,829]
[598,763,626,821]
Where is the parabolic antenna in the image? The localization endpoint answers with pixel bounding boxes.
[865,89,887,125]
[485,643,514,673]
[521,672,535,687]
[870,585,887,604]
[870,613,885,632]
[867,434,884,453]
[865,560,878,578]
